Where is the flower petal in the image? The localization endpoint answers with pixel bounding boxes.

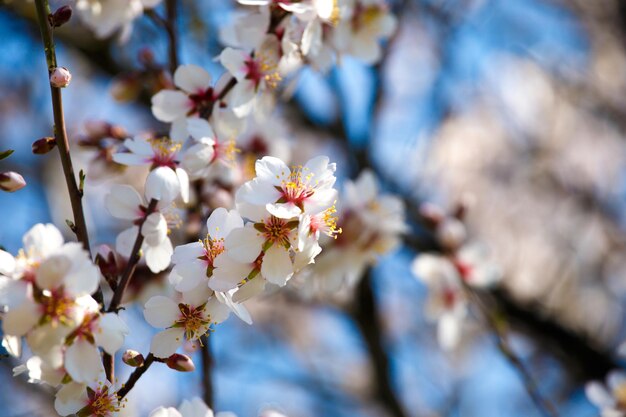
[144,295,180,328]
[224,226,264,263]
[150,327,185,358]
[152,90,191,122]
[94,313,130,355]
[261,245,293,286]
[144,238,174,273]
[174,64,212,94]
[105,185,143,220]
[65,339,105,383]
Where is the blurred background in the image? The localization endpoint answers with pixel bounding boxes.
[0,0,625,416]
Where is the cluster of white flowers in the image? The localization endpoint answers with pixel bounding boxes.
[0,224,129,416]
[4,0,401,415]
[225,0,397,72]
[143,154,339,358]
[410,204,501,350]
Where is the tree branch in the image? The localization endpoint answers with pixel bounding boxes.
[117,353,156,400]
[349,270,409,417]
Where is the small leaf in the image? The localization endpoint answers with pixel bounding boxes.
[78,169,86,196]
[65,219,76,233]
[0,150,14,161]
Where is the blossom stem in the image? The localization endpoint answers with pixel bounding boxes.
[463,285,559,417]
[108,198,159,313]
[199,334,214,409]
[117,353,155,400]
[33,0,92,257]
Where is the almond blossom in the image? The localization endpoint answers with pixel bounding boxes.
[237,155,337,219]
[151,65,227,141]
[55,377,122,417]
[143,289,230,358]
[411,254,468,350]
[0,224,101,351]
[220,36,283,117]
[169,208,243,292]
[113,136,189,203]
[105,184,175,273]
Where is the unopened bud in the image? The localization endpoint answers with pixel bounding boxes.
[48,5,72,28]
[32,137,57,154]
[95,244,122,281]
[50,67,71,88]
[0,171,26,192]
[419,203,444,228]
[166,353,195,372]
[436,218,467,251]
[138,48,155,66]
[122,350,144,367]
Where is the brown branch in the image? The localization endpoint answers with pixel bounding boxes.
[146,2,179,75]
[117,353,156,400]
[33,0,92,253]
[349,270,409,417]
[199,335,214,409]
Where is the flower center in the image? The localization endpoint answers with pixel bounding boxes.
[175,303,210,341]
[214,139,240,164]
[256,216,296,248]
[39,290,77,326]
[201,234,225,276]
[244,54,281,90]
[188,87,215,118]
[149,137,181,169]
[77,385,121,417]
[310,205,342,239]
[276,166,316,209]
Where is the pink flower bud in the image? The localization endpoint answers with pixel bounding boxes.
[32,137,57,154]
[166,353,195,372]
[0,171,26,192]
[122,350,144,367]
[50,67,72,88]
[48,5,72,28]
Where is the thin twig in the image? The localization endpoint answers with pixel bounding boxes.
[33,0,91,254]
[117,353,155,400]
[146,4,178,75]
[103,198,158,382]
[108,198,159,313]
[33,0,103,305]
[165,0,179,75]
[464,285,560,417]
